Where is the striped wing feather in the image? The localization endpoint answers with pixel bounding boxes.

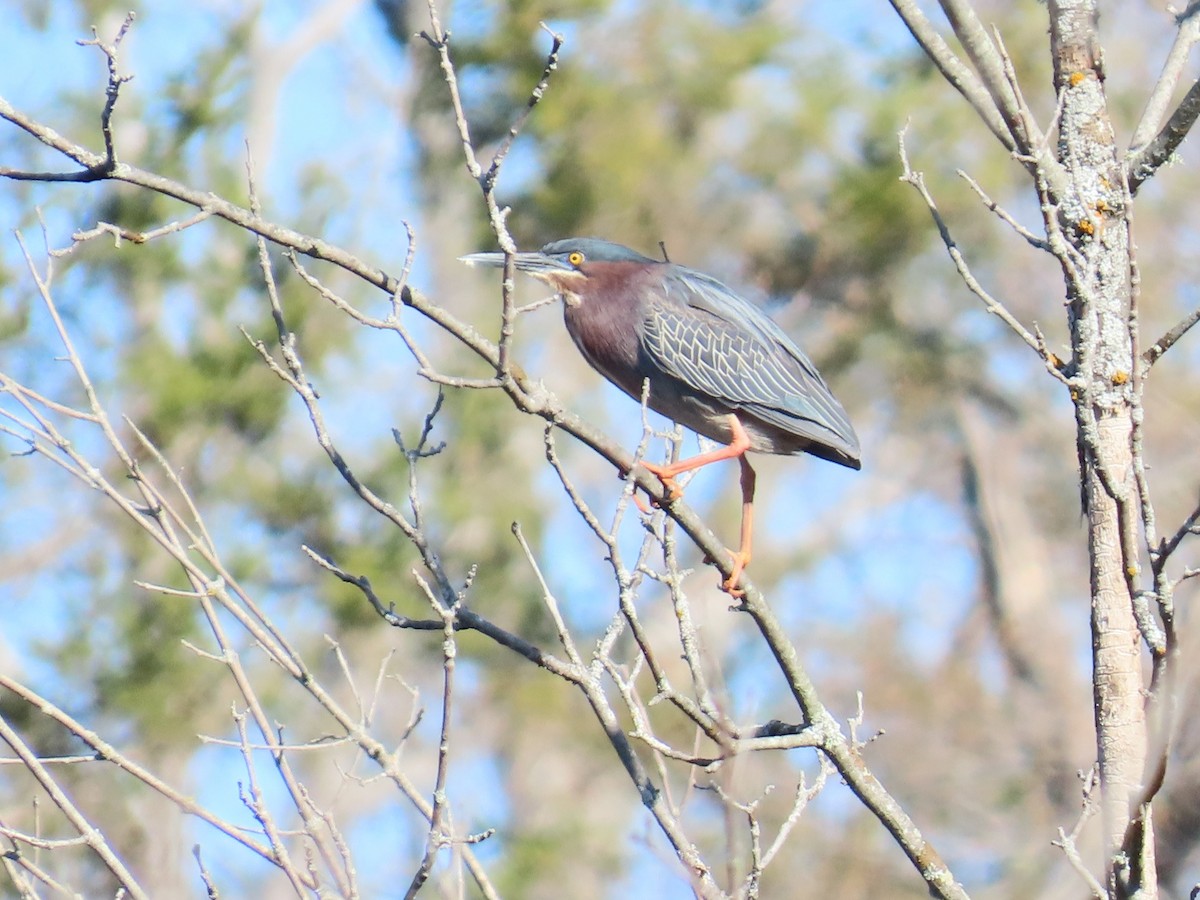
[643,268,858,455]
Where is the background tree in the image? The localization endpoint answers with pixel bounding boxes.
[0,1,1197,898]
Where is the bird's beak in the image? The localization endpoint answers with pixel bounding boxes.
[459,251,574,282]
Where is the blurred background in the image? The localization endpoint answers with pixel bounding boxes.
[1,0,1199,897]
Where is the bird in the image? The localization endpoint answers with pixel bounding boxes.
[461,238,860,595]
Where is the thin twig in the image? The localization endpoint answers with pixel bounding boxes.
[1128,79,1200,194]
[1128,1,1200,193]
[193,845,220,899]
[887,0,1017,152]
[957,169,1050,250]
[938,0,1036,151]
[54,210,213,253]
[1142,304,1200,371]
[403,587,463,900]
[1052,766,1105,899]
[1129,2,1200,152]
[898,128,1067,383]
[0,711,149,900]
[512,520,587,671]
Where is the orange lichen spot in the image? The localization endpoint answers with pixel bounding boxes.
[1126,564,1140,578]
[1069,71,1087,87]
[1111,370,1129,385]
[1077,218,1095,236]
[1094,199,1111,215]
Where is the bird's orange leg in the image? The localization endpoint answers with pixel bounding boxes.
[641,415,752,502]
[638,415,758,593]
[723,454,756,597]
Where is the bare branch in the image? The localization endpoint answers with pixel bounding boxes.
[0,710,149,900]
[957,168,1051,250]
[1129,2,1200,151]
[898,129,1069,383]
[512,520,587,671]
[482,22,564,193]
[1142,303,1200,370]
[887,0,1018,152]
[52,211,214,252]
[1154,500,1200,575]
[759,760,834,871]
[1127,78,1200,193]
[404,593,465,899]
[0,818,73,897]
[229,708,312,895]
[938,0,1038,149]
[1128,2,1200,191]
[1052,766,1106,898]
[1,14,133,182]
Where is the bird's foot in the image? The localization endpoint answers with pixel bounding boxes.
[720,550,751,598]
[638,461,684,504]
[621,470,663,514]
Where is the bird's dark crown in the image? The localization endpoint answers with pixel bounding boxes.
[540,238,658,265]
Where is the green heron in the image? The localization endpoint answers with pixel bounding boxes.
[462,238,860,595]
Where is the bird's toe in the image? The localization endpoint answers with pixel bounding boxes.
[720,550,751,597]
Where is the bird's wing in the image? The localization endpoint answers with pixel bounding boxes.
[643,269,858,454]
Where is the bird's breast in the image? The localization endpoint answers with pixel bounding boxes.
[563,297,647,399]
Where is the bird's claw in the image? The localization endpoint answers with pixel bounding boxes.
[720,550,751,598]
[657,476,684,504]
[637,462,684,504]
[622,471,663,514]
[624,464,684,510]
[632,483,679,513]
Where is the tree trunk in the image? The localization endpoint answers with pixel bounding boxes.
[1048,1,1154,894]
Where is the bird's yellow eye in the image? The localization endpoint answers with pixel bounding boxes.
[567,251,585,267]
